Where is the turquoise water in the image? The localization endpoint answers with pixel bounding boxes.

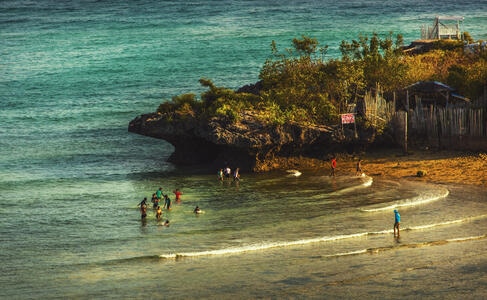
[1,1,486,298]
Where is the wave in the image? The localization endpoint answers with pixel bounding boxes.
[160,233,370,259]
[405,213,487,231]
[322,234,487,259]
[360,184,449,212]
[286,169,302,177]
[335,175,373,194]
[159,214,487,260]
[317,175,373,199]
[303,175,373,202]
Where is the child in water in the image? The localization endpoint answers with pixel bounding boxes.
[152,193,159,209]
[156,205,162,220]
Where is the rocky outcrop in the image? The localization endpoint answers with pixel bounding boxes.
[128,110,352,172]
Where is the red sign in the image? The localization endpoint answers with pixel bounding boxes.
[341,113,355,124]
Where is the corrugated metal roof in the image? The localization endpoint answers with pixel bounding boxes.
[404,81,455,93]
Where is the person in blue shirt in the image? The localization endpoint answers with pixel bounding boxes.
[394,209,401,237]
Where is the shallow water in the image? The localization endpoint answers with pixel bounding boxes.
[2,170,486,299]
[1,0,486,298]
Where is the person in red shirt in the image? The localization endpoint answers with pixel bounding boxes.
[173,189,182,202]
[330,156,337,177]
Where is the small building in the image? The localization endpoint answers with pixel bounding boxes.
[421,16,464,40]
[403,81,469,110]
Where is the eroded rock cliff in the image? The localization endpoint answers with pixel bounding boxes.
[128,110,349,172]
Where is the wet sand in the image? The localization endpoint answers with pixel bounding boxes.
[262,149,486,188]
[354,150,487,187]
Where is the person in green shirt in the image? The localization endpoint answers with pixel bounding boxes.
[156,187,163,201]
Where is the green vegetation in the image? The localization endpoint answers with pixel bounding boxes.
[157,33,487,126]
[157,78,260,123]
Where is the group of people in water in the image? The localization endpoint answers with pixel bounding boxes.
[137,164,242,225]
[137,187,186,226]
[218,166,240,182]
[137,165,241,224]
[137,162,402,238]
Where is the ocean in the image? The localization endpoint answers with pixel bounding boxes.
[1,0,486,298]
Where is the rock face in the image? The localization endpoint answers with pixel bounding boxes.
[128,111,346,172]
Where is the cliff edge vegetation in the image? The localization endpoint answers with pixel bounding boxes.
[129,33,487,171]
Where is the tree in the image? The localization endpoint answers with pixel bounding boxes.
[292,35,319,57]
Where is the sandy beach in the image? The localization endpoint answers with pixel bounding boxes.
[338,149,487,188]
[268,149,486,188]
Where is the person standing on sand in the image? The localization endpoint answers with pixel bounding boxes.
[394,209,401,237]
[330,156,337,177]
[356,158,363,176]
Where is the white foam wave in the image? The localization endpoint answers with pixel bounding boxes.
[159,232,370,259]
[302,175,373,202]
[361,176,373,187]
[160,233,487,260]
[322,249,368,258]
[407,214,487,231]
[286,169,302,177]
[159,230,397,259]
[159,213,487,260]
[361,185,449,212]
[446,235,487,242]
[323,234,487,259]
[329,175,373,196]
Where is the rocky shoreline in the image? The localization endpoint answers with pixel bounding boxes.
[128,110,377,172]
[129,109,487,188]
[128,110,487,186]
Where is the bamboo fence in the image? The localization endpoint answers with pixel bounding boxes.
[363,89,487,150]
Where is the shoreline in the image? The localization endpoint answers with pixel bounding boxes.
[341,149,487,187]
[258,149,486,187]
